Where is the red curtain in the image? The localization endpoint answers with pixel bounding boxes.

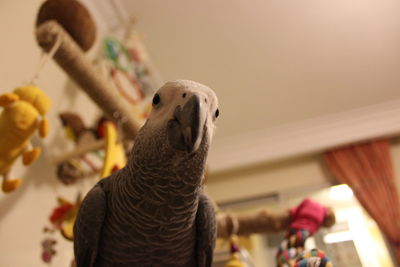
[324,139,400,264]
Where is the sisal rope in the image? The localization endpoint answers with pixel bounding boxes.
[35,20,141,140]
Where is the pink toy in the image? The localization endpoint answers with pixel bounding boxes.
[289,198,328,235]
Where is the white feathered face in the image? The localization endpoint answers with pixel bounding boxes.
[146,80,219,154]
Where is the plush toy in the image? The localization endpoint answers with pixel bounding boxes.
[0,85,51,193]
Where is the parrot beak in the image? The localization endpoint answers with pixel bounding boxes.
[167,95,205,153]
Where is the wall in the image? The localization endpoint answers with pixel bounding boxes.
[207,154,332,204]
[207,140,400,204]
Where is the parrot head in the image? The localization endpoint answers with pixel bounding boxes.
[144,80,219,155]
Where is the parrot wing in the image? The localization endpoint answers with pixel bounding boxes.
[195,190,217,267]
[73,179,108,267]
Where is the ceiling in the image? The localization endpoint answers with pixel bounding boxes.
[112,0,400,170]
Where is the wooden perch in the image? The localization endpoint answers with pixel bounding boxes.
[216,208,335,238]
[51,139,105,165]
[35,20,141,140]
[217,210,291,238]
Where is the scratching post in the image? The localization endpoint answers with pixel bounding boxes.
[36,20,140,140]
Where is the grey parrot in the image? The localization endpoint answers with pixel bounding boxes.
[73,80,219,267]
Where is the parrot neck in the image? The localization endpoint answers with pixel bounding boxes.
[127,125,209,188]
[120,126,209,221]
[126,147,207,199]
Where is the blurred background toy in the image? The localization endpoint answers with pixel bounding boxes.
[276,199,334,267]
[0,85,51,193]
[100,121,126,178]
[56,113,126,184]
[49,194,82,241]
[41,233,57,264]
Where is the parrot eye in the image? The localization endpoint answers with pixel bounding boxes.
[214,109,219,119]
[152,94,160,106]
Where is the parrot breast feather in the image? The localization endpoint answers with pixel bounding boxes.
[73,180,108,267]
[196,191,217,267]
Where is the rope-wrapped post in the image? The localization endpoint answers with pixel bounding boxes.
[36,20,141,140]
[217,210,292,238]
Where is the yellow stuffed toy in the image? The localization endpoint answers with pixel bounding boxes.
[0,85,51,193]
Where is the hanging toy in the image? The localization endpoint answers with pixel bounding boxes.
[49,194,82,240]
[56,114,127,183]
[100,121,127,178]
[57,112,103,185]
[41,227,57,263]
[294,248,332,267]
[225,235,247,267]
[223,214,255,267]
[276,199,335,267]
[40,195,80,263]
[0,85,51,193]
[41,237,57,263]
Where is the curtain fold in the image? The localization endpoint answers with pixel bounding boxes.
[324,139,400,265]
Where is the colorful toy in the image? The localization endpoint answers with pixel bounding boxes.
[0,85,51,193]
[59,112,97,145]
[224,235,247,267]
[59,112,100,172]
[49,194,82,240]
[98,30,161,127]
[100,121,126,178]
[276,199,334,267]
[41,235,57,263]
[294,248,332,267]
[56,113,125,184]
[57,112,100,185]
[40,195,81,264]
[289,198,332,235]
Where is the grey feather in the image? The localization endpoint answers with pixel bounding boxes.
[73,80,218,267]
[196,191,217,267]
[73,178,109,266]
